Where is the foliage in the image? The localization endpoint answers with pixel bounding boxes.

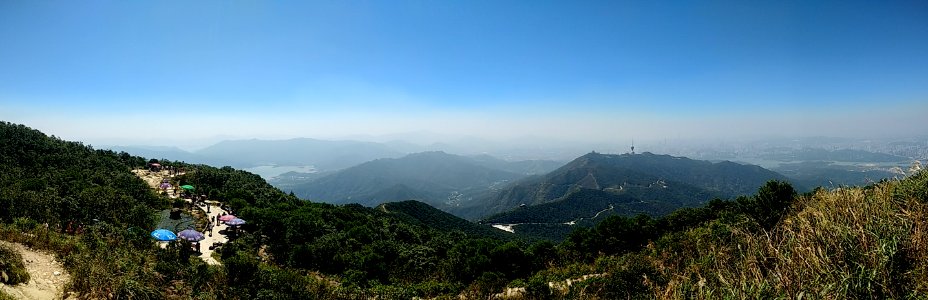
[380,200,509,239]
[3,121,927,299]
[172,159,546,295]
[737,180,797,229]
[0,291,12,300]
[0,121,164,228]
[538,171,928,299]
[0,243,29,285]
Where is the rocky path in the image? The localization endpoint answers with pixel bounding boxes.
[0,241,71,300]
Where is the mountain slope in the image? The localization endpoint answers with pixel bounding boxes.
[194,138,404,170]
[290,151,525,208]
[0,122,164,227]
[462,151,790,220]
[466,154,564,175]
[378,200,508,239]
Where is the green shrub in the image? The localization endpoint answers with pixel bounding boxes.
[738,180,797,229]
[0,289,17,300]
[0,243,30,285]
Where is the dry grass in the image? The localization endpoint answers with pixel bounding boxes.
[650,173,928,299]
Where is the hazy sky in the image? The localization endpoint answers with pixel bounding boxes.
[1,1,926,148]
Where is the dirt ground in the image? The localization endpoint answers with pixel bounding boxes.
[0,241,71,300]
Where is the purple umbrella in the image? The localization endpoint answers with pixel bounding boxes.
[159,182,172,189]
[218,215,237,222]
[224,218,245,226]
[176,229,205,242]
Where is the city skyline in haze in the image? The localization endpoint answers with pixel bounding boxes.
[1,1,926,149]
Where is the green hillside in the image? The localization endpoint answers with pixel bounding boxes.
[0,122,553,299]
[291,151,525,208]
[0,122,164,228]
[379,200,509,240]
[3,121,926,299]
[458,151,790,220]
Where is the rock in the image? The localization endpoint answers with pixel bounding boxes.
[54,271,61,276]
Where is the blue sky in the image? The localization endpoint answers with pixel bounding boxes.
[1,1,926,147]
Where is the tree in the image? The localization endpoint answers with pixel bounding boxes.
[738,180,797,229]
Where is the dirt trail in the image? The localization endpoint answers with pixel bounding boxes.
[0,241,71,300]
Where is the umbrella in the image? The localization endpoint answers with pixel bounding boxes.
[159,182,172,189]
[218,215,237,222]
[151,229,177,241]
[180,185,195,191]
[224,218,245,226]
[176,229,205,242]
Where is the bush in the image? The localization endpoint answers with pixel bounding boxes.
[0,290,16,300]
[738,180,797,229]
[0,243,30,285]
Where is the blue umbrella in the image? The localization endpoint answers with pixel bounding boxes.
[224,218,245,226]
[176,229,205,242]
[151,229,177,241]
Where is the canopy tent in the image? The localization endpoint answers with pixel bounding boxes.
[180,185,195,191]
[151,229,177,241]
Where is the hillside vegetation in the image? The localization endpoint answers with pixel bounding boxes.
[520,172,928,299]
[378,200,510,240]
[468,151,789,221]
[2,121,926,299]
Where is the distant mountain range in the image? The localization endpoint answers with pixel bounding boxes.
[196,138,405,170]
[464,152,791,222]
[758,148,909,163]
[288,151,560,208]
[106,138,567,175]
[106,138,405,171]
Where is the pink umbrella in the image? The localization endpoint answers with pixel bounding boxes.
[218,215,237,222]
[224,218,245,226]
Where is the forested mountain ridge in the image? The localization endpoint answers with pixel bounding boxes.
[465,151,790,220]
[290,151,527,208]
[0,121,164,227]
[378,200,510,239]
